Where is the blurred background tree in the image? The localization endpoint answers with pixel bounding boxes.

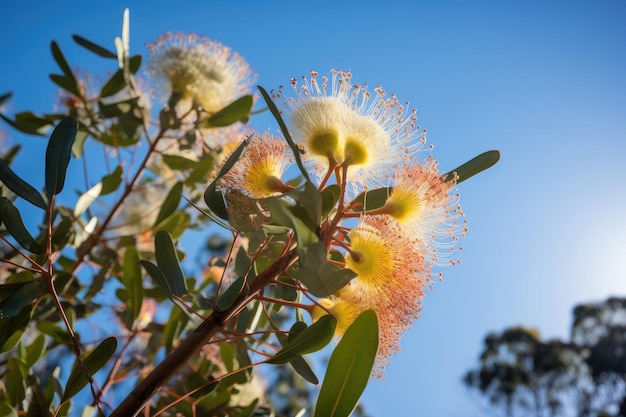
[464,297,626,417]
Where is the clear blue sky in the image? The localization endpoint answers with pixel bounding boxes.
[1,1,625,416]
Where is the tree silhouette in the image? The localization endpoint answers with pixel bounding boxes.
[464,297,626,417]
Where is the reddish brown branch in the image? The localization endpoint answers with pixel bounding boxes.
[109,249,298,417]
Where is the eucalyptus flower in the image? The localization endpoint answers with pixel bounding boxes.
[147,32,255,114]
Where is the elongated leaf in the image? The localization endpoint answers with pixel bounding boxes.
[162,154,197,171]
[0,281,45,319]
[154,182,182,226]
[24,334,46,367]
[0,158,46,209]
[122,247,143,329]
[0,112,51,136]
[220,342,236,373]
[71,129,88,157]
[50,41,75,81]
[267,198,318,249]
[185,154,214,184]
[99,55,142,97]
[204,137,250,220]
[348,187,390,212]
[2,144,20,164]
[290,356,319,384]
[321,184,341,218]
[204,182,229,221]
[5,358,27,407]
[0,403,18,417]
[45,116,77,196]
[298,242,355,297]
[72,34,117,58]
[205,95,253,127]
[155,231,187,297]
[0,92,11,107]
[100,165,123,195]
[258,85,311,183]
[314,310,378,417]
[283,322,319,384]
[100,69,125,98]
[61,337,117,402]
[288,181,322,225]
[0,307,30,351]
[74,182,102,217]
[267,315,336,364]
[0,198,43,254]
[141,260,172,298]
[49,74,80,97]
[216,276,246,311]
[442,150,500,184]
[235,398,259,417]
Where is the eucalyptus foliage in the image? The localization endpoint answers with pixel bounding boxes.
[0,11,497,417]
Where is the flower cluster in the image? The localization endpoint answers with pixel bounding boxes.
[147,32,256,152]
[220,70,465,375]
[147,32,255,114]
[145,37,465,374]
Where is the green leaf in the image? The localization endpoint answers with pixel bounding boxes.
[24,334,46,367]
[442,150,500,184]
[50,41,75,81]
[49,74,80,97]
[37,322,74,347]
[154,182,183,226]
[185,154,214,185]
[321,184,341,218]
[14,112,53,134]
[217,276,246,311]
[100,70,126,98]
[257,85,311,183]
[298,242,355,297]
[267,315,336,364]
[0,92,12,107]
[205,95,254,127]
[100,165,123,195]
[0,158,46,209]
[204,137,250,220]
[99,55,142,97]
[0,307,30,351]
[162,306,188,353]
[267,198,318,249]
[0,112,52,136]
[162,154,197,171]
[122,247,143,329]
[220,342,236,372]
[141,260,171,297]
[45,116,77,196]
[314,310,379,417]
[0,403,18,417]
[288,181,322,225]
[61,337,117,402]
[349,187,391,212]
[0,281,45,319]
[0,198,43,254]
[5,358,28,407]
[155,231,187,297]
[204,182,228,221]
[290,356,319,384]
[235,398,259,417]
[72,34,117,58]
[71,129,88,157]
[1,144,21,164]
